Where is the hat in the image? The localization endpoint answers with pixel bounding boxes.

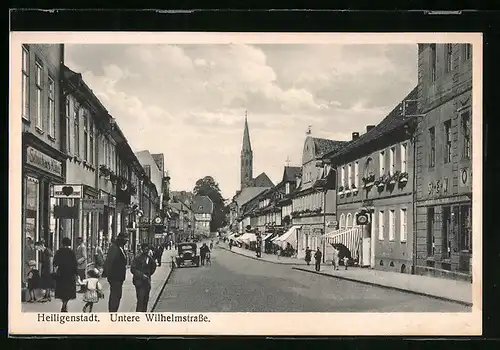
[28,260,37,267]
[116,232,129,241]
[88,268,100,278]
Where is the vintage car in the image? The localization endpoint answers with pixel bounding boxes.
[175,242,200,267]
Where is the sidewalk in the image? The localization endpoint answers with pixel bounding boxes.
[220,243,308,265]
[293,265,473,306]
[22,249,177,313]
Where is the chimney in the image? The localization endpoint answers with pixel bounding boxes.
[366,125,375,133]
[352,132,360,140]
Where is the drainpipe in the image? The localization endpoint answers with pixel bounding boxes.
[412,134,418,275]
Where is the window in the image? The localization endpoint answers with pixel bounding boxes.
[379,151,385,175]
[285,182,290,194]
[400,208,408,242]
[35,61,43,129]
[22,46,29,120]
[445,44,453,73]
[354,162,359,188]
[48,77,56,137]
[459,205,472,253]
[430,44,437,81]
[429,127,436,168]
[378,210,385,240]
[65,98,71,153]
[463,44,472,61]
[74,107,80,156]
[462,111,471,159]
[400,143,408,173]
[444,120,452,163]
[83,112,88,161]
[389,210,395,241]
[339,214,345,230]
[346,213,352,230]
[442,206,451,259]
[348,164,352,188]
[364,157,373,178]
[427,207,435,256]
[341,166,345,187]
[389,147,396,175]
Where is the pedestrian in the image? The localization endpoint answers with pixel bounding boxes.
[131,243,157,312]
[26,260,40,302]
[332,246,340,271]
[94,243,105,274]
[75,237,87,293]
[155,245,163,266]
[314,247,322,272]
[35,241,53,301]
[24,237,36,288]
[102,232,129,312]
[304,247,312,266]
[210,241,214,250]
[81,268,104,313]
[53,237,78,312]
[200,243,209,266]
[277,245,282,260]
[229,240,233,251]
[343,256,349,270]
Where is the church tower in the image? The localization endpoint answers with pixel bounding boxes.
[241,112,253,189]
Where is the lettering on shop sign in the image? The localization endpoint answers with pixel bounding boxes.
[82,199,105,212]
[26,146,62,177]
[53,185,83,198]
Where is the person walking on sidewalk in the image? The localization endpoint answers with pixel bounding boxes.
[314,248,322,272]
[131,243,157,312]
[26,260,40,302]
[75,237,87,293]
[81,268,104,313]
[35,241,53,301]
[53,237,78,312]
[102,232,128,312]
[200,243,210,266]
[305,247,312,266]
[94,243,105,274]
[332,246,340,271]
[154,245,163,267]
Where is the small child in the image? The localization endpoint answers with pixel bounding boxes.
[80,268,104,312]
[26,260,40,302]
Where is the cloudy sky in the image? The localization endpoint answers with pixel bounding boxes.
[65,43,417,199]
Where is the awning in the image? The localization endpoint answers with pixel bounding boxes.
[323,227,362,259]
[273,225,301,246]
[237,233,257,243]
[262,232,274,241]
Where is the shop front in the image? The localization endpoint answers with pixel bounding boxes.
[22,136,66,288]
[99,190,117,253]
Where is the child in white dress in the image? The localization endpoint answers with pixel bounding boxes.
[81,268,104,312]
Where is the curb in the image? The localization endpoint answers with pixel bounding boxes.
[219,246,303,266]
[292,267,473,307]
[149,264,175,312]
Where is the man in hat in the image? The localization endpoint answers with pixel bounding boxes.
[102,232,128,312]
[131,243,157,312]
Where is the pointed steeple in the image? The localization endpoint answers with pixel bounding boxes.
[242,111,252,152]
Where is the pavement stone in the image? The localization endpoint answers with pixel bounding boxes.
[21,249,177,313]
[221,242,472,306]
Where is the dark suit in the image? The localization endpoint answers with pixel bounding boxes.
[131,254,157,312]
[102,243,127,312]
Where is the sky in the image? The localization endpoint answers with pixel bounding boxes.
[65,43,417,199]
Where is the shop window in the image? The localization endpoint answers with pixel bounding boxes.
[427,207,435,256]
[462,111,471,160]
[378,210,385,240]
[22,46,29,120]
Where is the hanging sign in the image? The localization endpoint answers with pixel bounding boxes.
[26,146,62,177]
[356,209,370,225]
[53,184,83,198]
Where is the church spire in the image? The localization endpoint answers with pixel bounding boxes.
[242,110,252,152]
[241,110,253,190]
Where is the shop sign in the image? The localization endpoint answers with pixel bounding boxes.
[302,226,311,235]
[313,228,323,236]
[100,191,117,208]
[459,168,471,187]
[154,234,163,239]
[82,199,105,212]
[53,184,83,198]
[54,205,79,219]
[26,146,62,177]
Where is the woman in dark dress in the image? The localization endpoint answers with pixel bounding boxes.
[35,241,53,301]
[53,237,78,312]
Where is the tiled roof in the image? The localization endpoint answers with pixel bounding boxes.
[192,196,214,214]
[313,138,349,157]
[251,172,274,187]
[283,166,301,182]
[323,86,418,161]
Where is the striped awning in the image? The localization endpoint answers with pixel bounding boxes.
[323,227,362,259]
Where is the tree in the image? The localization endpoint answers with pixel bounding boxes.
[193,176,229,232]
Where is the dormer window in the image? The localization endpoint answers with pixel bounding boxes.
[199,205,203,210]
[285,182,290,194]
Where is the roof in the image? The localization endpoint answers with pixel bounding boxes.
[233,187,270,207]
[242,116,252,152]
[313,138,348,157]
[251,172,274,187]
[192,196,214,214]
[323,86,418,161]
[283,166,301,182]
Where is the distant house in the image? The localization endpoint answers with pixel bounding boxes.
[193,195,214,237]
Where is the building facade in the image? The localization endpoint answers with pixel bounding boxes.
[415,43,473,281]
[193,196,214,237]
[324,87,417,272]
[292,136,346,258]
[21,44,67,284]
